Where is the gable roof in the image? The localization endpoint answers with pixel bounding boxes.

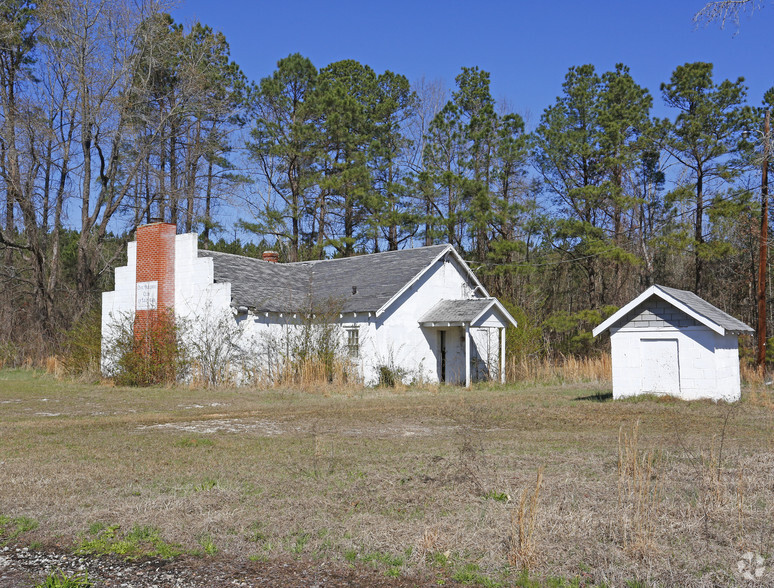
[199,244,486,314]
[419,298,517,328]
[592,284,753,337]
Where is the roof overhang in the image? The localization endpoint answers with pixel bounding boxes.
[592,285,739,337]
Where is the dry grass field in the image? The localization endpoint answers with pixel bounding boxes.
[1,369,773,586]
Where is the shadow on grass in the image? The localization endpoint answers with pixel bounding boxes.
[574,391,613,402]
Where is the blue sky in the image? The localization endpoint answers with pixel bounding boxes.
[174,0,772,127]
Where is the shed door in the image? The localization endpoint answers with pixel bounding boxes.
[641,338,680,395]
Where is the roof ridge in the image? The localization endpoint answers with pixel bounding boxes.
[200,243,452,266]
[294,243,451,266]
[199,249,266,262]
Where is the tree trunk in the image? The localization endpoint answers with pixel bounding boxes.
[694,172,704,293]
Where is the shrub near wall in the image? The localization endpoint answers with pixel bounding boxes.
[113,310,187,386]
[62,309,103,378]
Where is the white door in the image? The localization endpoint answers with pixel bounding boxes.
[641,338,680,395]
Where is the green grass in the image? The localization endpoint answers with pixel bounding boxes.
[0,514,38,544]
[76,523,183,559]
[482,490,510,503]
[192,477,218,492]
[175,437,215,448]
[35,569,92,588]
[197,533,219,556]
[452,563,502,586]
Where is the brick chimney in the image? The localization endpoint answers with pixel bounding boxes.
[262,250,279,263]
[135,222,176,334]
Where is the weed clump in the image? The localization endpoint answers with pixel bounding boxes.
[76,523,182,560]
[617,421,662,555]
[116,311,186,386]
[35,569,92,588]
[0,514,38,545]
[507,467,544,571]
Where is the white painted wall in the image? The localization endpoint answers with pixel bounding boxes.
[367,255,487,385]
[101,234,236,376]
[609,325,741,402]
[240,255,495,386]
[101,241,137,374]
[174,233,232,320]
[102,234,502,386]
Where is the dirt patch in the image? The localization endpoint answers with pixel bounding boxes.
[138,418,287,436]
[137,418,445,439]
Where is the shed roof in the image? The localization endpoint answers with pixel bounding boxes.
[420,299,492,323]
[198,244,485,315]
[592,284,753,337]
[419,298,517,328]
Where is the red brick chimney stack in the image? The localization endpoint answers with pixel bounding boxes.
[135,222,176,333]
[262,250,279,263]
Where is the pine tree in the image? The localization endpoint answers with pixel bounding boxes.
[661,62,751,293]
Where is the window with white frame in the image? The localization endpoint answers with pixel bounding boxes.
[346,327,359,358]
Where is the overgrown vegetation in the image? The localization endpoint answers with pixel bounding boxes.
[102,310,187,386]
[254,301,359,386]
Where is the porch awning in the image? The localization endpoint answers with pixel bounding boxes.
[418,298,517,328]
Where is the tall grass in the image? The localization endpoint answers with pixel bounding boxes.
[507,466,544,571]
[508,353,612,384]
[52,328,774,393]
[617,421,662,555]
[252,356,361,392]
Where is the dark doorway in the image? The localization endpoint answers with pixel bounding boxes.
[439,330,446,383]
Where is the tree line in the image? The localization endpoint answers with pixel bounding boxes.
[1,0,771,364]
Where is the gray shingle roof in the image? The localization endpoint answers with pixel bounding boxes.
[655,285,753,333]
[198,244,452,314]
[593,283,753,337]
[419,299,494,324]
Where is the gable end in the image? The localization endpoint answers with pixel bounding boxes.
[612,297,700,331]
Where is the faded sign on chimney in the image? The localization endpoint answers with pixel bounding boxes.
[136,281,158,310]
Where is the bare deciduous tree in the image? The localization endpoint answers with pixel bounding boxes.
[694,0,766,29]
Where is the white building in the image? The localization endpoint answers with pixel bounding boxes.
[101,223,517,386]
[592,284,753,402]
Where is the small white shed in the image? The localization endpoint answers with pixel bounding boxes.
[592,285,753,402]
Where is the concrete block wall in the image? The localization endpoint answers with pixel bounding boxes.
[174,233,231,321]
[610,326,741,402]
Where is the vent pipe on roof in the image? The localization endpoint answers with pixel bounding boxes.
[262,250,279,263]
